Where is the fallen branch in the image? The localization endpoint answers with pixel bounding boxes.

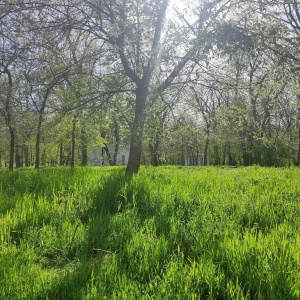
[90,248,113,254]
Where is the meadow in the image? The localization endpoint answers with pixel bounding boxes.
[0,166,299,299]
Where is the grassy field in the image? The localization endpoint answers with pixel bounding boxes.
[0,166,299,299]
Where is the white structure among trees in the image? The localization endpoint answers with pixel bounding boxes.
[185,155,209,166]
[89,145,129,166]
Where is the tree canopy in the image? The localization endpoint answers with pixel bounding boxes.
[0,0,299,171]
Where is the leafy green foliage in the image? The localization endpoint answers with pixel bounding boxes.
[0,166,299,299]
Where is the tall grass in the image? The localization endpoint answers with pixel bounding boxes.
[0,166,299,299]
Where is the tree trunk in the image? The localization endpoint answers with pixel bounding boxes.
[20,144,24,167]
[297,103,300,166]
[181,137,185,166]
[30,145,34,166]
[149,110,167,167]
[81,129,88,166]
[35,109,45,169]
[204,124,210,166]
[24,144,29,167]
[149,140,160,166]
[15,146,21,168]
[112,145,119,166]
[112,121,120,165]
[9,128,15,170]
[35,96,49,169]
[4,68,14,170]
[124,0,170,174]
[297,121,300,166]
[296,124,300,167]
[101,147,105,166]
[126,86,147,174]
[213,145,220,165]
[222,144,226,165]
[59,143,64,166]
[149,130,161,167]
[71,114,77,168]
[35,126,41,169]
[34,83,55,169]
[104,145,114,166]
[227,143,234,166]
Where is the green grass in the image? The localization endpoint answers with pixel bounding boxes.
[0,166,299,299]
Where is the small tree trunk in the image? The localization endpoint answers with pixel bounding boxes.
[297,105,300,166]
[297,125,300,166]
[9,128,15,170]
[112,146,119,165]
[34,84,53,169]
[228,143,234,166]
[181,137,185,166]
[24,144,29,167]
[5,68,14,170]
[204,125,210,166]
[213,145,220,165]
[59,144,64,166]
[71,115,77,168]
[112,121,120,165]
[104,145,114,166]
[30,145,34,166]
[81,129,88,166]
[15,146,21,168]
[149,141,160,166]
[222,143,227,165]
[35,126,41,169]
[101,146,105,166]
[35,109,45,169]
[20,144,24,167]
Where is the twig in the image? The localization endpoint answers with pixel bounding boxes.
[90,248,113,254]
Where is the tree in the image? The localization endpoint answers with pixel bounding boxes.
[0,4,28,169]
[187,85,224,165]
[23,53,67,169]
[38,0,234,173]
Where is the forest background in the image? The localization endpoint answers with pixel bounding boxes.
[1,0,300,173]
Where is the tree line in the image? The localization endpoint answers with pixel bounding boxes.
[1,0,300,173]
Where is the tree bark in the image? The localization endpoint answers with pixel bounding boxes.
[149,138,160,166]
[204,124,210,166]
[30,145,34,166]
[149,110,167,167]
[104,145,114,166]
[59,143,64,166]
[126,85,148,174]
[9,128,15,170]
[297,96,300,166]
[24,144,29,167]
[4,67,14,170]
[297,122,300,166]
[213,145,220,165]
[80,129,88,166]
[112,121,120,165]
[71,114,77,168]
[227,142,235,166]
[123,0,169,174]
[35,85,53,169]
[35,125,41,169]
[15,146,21,168]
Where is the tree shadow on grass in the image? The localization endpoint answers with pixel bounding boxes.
[36,168,132,300]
